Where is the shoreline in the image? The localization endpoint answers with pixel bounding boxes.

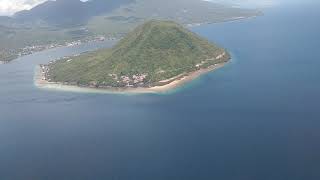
[186,15,260,28]
[1,38,119,64]
[34,62,227,94]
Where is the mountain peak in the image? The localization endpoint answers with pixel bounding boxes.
[46,20,230,89]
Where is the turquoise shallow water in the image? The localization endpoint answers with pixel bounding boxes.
[1,2,320,180]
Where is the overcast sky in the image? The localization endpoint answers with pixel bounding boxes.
[0,0,277,16]
[0,0,47,15]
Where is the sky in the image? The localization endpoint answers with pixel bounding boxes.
[0,0,277,16]
[0,0,46,15]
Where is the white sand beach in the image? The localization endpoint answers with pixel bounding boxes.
[34,63,226,94]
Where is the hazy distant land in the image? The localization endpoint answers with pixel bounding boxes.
[0,0,259,63]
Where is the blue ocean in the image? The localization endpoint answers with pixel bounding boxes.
[0,1,320,179]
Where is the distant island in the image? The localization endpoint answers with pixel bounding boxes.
[0,0,259,63]
[35,20,230,93]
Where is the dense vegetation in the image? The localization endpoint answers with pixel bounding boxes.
[48,20,230,88]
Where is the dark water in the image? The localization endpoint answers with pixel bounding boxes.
[1,2,320,180]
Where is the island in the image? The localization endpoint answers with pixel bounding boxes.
[35,20,230,93]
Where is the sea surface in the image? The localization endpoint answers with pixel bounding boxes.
[1,1,320,180]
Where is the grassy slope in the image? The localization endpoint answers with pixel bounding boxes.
[49,20,230,87]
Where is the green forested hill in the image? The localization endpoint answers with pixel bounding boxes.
[48,21,230,88]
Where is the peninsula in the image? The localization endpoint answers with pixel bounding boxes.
[35,20,230,93]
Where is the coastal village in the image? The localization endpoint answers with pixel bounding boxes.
[40,47,150,88]
[0,35,118,64]
[39,51,227,89]
[40,61,149,88]
[108,73,148,87]
[19,35,112,57]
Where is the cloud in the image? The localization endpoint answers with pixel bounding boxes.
[0,0,47,16]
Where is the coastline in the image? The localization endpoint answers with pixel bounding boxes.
[34,62,227,94]
[186,15,260,28]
